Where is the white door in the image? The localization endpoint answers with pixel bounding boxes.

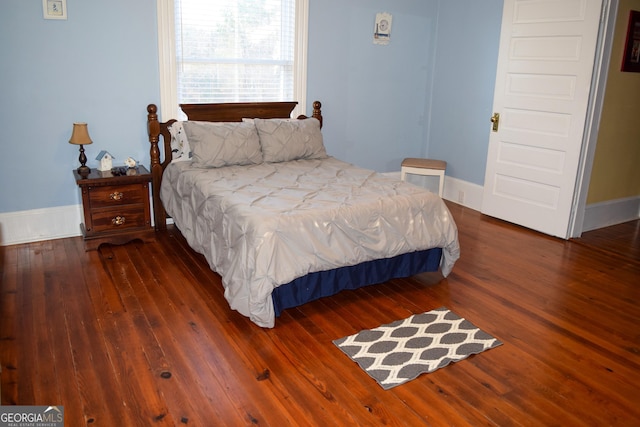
[481,0,603,238]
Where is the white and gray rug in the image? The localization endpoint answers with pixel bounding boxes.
[333,307,502,390]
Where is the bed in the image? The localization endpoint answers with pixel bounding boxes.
[147,101,460,328]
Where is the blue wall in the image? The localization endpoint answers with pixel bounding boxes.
[307,0,439,172]
[0,0,502,214]
[427,2,503,184]
[0,0,160,213]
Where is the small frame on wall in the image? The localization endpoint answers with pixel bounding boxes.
[43,0,67,20]
[621,10,640,72]
[373,12,392,46]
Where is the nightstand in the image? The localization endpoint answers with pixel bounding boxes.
[74,165,155,250]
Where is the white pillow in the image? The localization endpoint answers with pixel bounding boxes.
[184,121,263,168]
[254,118,327,163]
[168,121,191,162]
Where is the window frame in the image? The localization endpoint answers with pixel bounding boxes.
[156,0,308,121]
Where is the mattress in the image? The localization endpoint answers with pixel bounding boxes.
[161,156,460,327]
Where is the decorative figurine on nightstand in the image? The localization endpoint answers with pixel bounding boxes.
[96,150,114,172]
[125,157,138,175]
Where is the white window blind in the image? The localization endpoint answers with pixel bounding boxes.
[174,0,296,104]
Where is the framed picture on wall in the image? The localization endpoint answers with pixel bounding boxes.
[43,0,67,20]
[621,10,640,72]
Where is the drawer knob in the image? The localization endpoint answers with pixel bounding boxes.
[110,191,124,201]
[112,216,126,226]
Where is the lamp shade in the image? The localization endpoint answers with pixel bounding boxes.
[69,122,93,145]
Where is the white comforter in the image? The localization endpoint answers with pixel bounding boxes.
[161,157,460,327]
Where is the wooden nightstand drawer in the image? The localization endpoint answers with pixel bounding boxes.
[89,183,147,208]
[89,205,149,233]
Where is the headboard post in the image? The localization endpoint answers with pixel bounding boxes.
[312,101,323,128]
[147,104,167,231]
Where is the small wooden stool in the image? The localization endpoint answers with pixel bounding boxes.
[401,158,447,197]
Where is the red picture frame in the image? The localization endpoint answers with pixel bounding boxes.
[621,10,640,72]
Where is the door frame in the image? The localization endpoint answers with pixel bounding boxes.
[569,0,617,238]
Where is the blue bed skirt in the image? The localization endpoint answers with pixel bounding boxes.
[272,248,443,317]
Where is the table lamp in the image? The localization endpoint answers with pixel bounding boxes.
[69,122,93,176]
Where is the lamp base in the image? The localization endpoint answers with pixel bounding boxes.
[77,144,90,177]
[77,165,91,176]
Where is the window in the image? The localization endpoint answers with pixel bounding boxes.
[156,0,308,120]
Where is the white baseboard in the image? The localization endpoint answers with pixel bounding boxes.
[381,172,483,211]
[0,205,83,246]
[582,196,640,232]
[441,176,484,211]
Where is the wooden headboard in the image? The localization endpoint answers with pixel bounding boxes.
[146,100,323,230]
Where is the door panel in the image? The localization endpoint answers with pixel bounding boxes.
[481,0,603,238]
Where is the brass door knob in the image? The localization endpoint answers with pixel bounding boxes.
[490,112,500,132]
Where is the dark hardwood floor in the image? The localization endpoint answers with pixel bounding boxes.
[1,202,639,426]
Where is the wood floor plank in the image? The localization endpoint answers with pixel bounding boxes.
[122,245,228,427]
[15,245,37,405]
[124,241,274,426]
[451,267,640,407]
[38,241,85,424]
[23,243,58,403]
[135,236,320,426]
[95,244,180,425]
[0,244,18,405]
[448,270,640,424]
[573,219,640,261]
[59,238,140,426]
[1,203,638,426]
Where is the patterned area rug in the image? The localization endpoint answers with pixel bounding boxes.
[333,307,502,390]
